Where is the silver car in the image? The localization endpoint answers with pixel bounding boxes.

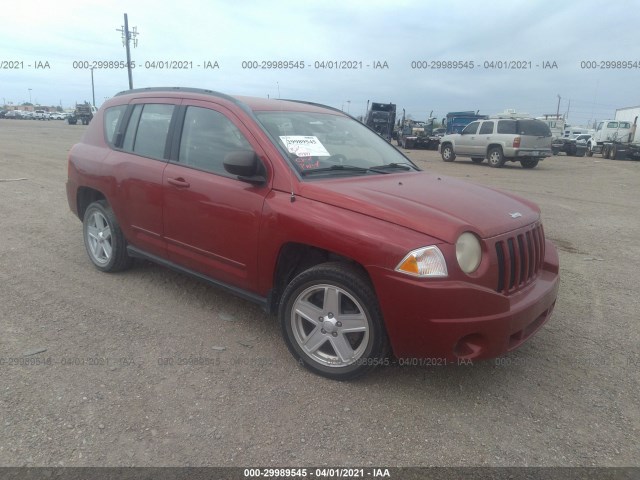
[439,118,552,169]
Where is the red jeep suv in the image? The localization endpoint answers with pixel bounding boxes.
[66,87,559,380]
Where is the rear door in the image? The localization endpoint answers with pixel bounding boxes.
[106,99,179,258]
[476,120,495,156]
[162,101,271,291]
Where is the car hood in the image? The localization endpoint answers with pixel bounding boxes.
[297,172,540,243]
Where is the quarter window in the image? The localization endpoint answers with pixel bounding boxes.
[178,106,253,176]
[497,120,517,134]
[103,105,127,146]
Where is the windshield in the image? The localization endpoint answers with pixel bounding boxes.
[255,111,416,177]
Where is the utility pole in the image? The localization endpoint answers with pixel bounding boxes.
[556,94,561,118]
[116,13,139,90]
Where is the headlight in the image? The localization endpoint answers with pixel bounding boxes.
[395,246,447,278]
[456,232,482,274]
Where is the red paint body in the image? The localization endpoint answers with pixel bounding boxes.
[67,89,559,360]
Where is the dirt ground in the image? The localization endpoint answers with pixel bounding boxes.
[0,119,638,467]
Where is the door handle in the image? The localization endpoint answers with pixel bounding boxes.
[167,177,190,188]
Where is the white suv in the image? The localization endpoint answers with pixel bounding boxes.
[439,118,552,169]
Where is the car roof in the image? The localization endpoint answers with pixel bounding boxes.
[113,87,346,116]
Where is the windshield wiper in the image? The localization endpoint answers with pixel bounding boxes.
[300,165,369,176]
[367,163,414,173]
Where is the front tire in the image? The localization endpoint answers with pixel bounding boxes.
[279,263,388,380]
[83,200,133,272]
[441,144,456,162]
[487,147,506,168]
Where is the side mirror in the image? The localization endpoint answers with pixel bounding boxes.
[223,151,266,185]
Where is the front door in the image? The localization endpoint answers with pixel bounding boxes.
[162,102,271,291]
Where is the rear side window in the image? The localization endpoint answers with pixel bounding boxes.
[461,122,479,134]
[517,120,551,137]
[479,121,494,135]
[103,105,127,146]
[497,120,517,134]
[122,104,175,159]
[178,106,253,176]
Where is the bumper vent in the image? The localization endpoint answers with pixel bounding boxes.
[495,224,545,294]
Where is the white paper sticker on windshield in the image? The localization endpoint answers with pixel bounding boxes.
[279,136,331,157]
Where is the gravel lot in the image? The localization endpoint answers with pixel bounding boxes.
[0,120,638,467]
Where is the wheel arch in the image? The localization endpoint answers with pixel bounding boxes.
[76,187,107,221]
[268,242,371,315]
[485,143,504,157]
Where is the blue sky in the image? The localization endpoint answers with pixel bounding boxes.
[1,0,638,126]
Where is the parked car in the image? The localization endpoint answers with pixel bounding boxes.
[5,110,23,119]
[439,118,553,168]
[34,110,51,120]
[66,87,559,380]
[22,111,35,119]
[552,134,591,156]
[0,110,7,118]
[49,112,65,120]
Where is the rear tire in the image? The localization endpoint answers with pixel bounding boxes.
[441,144,456,162]
[83,200,133,272]
[487,147,505,168]
[586,145,593,157]
[520,159,539,169]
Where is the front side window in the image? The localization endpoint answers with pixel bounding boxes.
[607,122,618,129]
[255,111,415,177]
[461,122,479,135]
[123,104,174,159]
[178,106,253,176]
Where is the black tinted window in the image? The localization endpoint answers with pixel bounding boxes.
[123,104,174,159]
[497,120,517,134]
[517,120,551,137]
[461,122,479,134]
[479,121,494,135]
[178,107,253,176]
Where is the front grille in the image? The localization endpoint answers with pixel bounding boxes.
[495,224,545,294]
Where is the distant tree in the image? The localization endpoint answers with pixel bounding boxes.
[22,102,33,106]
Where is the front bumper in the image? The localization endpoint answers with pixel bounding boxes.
[369,239,559,360]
